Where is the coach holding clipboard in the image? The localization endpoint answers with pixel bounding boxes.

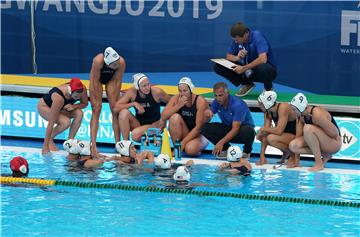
[212,22,277,97]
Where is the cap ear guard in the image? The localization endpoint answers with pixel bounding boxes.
[10,156,29,175]
[154,154,171,169]
[116,140,133,156]
[258,91,277,110]
[178,77,195,93]
[290,93,308,113]
[227,146,242,162]
[77,141,91,156]
[104,47,120,66]
[63,139,80,154]
[133,73,147,90]
[173,166,191,182]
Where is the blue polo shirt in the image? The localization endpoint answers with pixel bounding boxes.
[228,29,276,67]
[210,95,254,127]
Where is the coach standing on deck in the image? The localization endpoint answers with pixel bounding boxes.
[89,47,126,157]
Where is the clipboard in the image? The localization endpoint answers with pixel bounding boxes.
[210,58,237,70]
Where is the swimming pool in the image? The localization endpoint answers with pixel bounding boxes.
[1,147,359,236]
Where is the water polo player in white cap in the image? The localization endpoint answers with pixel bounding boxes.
[38,78,88,154]
[256,91,297,166]
[161,77,210,156]
[89,47,126,157]
[113,73,171,141]
[289,93,342,172]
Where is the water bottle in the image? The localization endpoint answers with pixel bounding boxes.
[174,140,182,161]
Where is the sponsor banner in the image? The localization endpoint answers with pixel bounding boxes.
[1,96,359,160]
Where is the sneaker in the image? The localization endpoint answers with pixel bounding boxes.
[242,152,251,160]
[216,150,227,159]
[235,82,255,97]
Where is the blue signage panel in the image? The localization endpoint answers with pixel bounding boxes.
[1,1,359,96]
[1,96,359,160]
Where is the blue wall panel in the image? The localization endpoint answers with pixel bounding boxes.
[1,1,359,96]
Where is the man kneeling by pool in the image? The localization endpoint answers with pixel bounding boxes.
[219,146,252,175]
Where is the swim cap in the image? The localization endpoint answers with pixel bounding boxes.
[173,166,190,182]
[69,78,84,93]
[104,47,120,65]
[133,73,148,90]
[227,146,242,162]
[290,93,308,113]
[10,156,29,176]
[77,141,91,156]
[63,139,80,154]
[116,140,133,156]
[154,154,171,169]
[178,77,195,93]
[258,91,277,110]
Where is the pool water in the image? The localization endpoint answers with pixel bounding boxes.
[1,149,360,236]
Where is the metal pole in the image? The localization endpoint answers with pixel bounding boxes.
[30,0,37,74]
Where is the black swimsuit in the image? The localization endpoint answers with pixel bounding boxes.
[177,95,198,131]
[43,87,76,108]
[304,106,340,136]
[100,63,116,84]
[269,104,296,135]
[232,165,251,176]
[134,90,161,125]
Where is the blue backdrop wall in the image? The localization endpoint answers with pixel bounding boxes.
[1,1,359,96]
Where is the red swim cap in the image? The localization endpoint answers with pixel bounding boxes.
[70,78,84,92]
[10,156,29,176]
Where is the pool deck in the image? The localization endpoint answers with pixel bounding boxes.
[1,73,359,114]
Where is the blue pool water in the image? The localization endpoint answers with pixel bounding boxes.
[1,149,360,236]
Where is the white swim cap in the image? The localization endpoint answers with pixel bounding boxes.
[77,141,91,156]
[133,73,148,90]
[290,93,308,113]
[227,146,242,162]
[116,140,133,156]
[154,154,171,169]
[178,77,195,93]
[258,91,277,110]
[63,139,79,154]
[173,166,191,182]
[104,47,120,66]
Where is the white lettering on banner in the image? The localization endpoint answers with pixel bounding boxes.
[66,0,85,13]
[0,110,48,128]
[43,0,63,12]
[1,0,223,20]
[83,110,92,122]
[88,0,107,14]
[0,110,11,125]
[125,0,143,16]
[341,10,360,46]
[340,10,360,55]
[109,0,121,15]
[13,111,23,127]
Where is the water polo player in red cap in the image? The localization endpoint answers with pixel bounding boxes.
[37,77,88,154]
[10,156,29,177]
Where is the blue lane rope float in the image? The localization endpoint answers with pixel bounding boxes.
[1,176,359,208]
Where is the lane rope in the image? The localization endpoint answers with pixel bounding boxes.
[1,176,359,208]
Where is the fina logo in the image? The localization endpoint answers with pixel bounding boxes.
[340,3,360,54]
